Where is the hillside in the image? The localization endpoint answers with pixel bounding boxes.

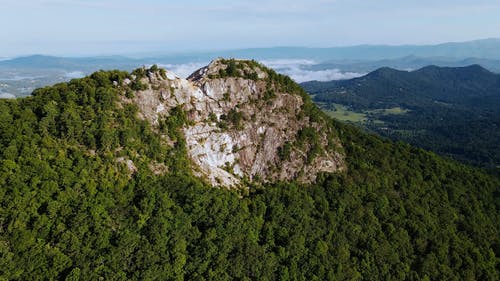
[0,60,499,280]
[302,65,500,169]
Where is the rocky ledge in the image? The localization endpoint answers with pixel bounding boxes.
[122,59,345,188]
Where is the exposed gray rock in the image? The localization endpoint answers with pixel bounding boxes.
[124,59,345,188]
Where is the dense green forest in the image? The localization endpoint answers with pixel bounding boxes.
[301,65,500,170]
[0,66,499,280]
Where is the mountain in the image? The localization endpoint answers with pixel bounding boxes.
[0,55,147,97]
[306,64,500,109]
[0,55,143,71]
[0,60,499,280]
[305,55,500,75]
[156,38,500,61]
[3,38,500,70]
[5,54,500,99]
[4,38,500,98]
[302,65,500,169]
[128,59,344,187]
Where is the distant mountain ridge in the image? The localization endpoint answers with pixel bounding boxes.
[302,64,500,169]
[304,64,500,111]
[226,38,500,60]
[3,38,500,98]
[0,54,143,70]
[3,38,500,65]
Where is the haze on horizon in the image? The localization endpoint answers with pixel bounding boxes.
[1,0,500,57]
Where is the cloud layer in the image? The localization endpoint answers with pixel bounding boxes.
[260,59,365,82]
[283,68,365,83]
[65,71,85,79]
[158,62,208,78]
[158,59,364,83]
[0,93,16,99]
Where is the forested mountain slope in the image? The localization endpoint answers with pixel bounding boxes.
[302,65,500,169]
[0,60,498,280]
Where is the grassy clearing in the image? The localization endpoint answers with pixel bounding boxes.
[366,107,410,115]
[320,103,367,122]
[316,103,408,124]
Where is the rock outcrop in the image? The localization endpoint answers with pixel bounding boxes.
[123,59,345,188]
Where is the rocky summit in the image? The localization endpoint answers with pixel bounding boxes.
[124,59,345,187]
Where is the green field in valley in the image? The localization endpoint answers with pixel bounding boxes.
[318,103,408,123]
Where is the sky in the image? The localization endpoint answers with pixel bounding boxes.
[1,0,500,56]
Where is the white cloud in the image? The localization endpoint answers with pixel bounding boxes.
[65,71,85,78]
[156,59,364,83]
[260,59,365,82]
[0,93,16,99]
[284,69,365,83]
[158,62,208,78]
[260,59,317,68]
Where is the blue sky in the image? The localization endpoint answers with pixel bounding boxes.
[1,0,499,56]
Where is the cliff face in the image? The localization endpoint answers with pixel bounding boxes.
[125,59,345,188]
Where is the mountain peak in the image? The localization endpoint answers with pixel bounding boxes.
[188,58,268,82]
[127,60,345,188]
[415,63,490,74]
[461,64,491,73]
[365,67,406,79]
